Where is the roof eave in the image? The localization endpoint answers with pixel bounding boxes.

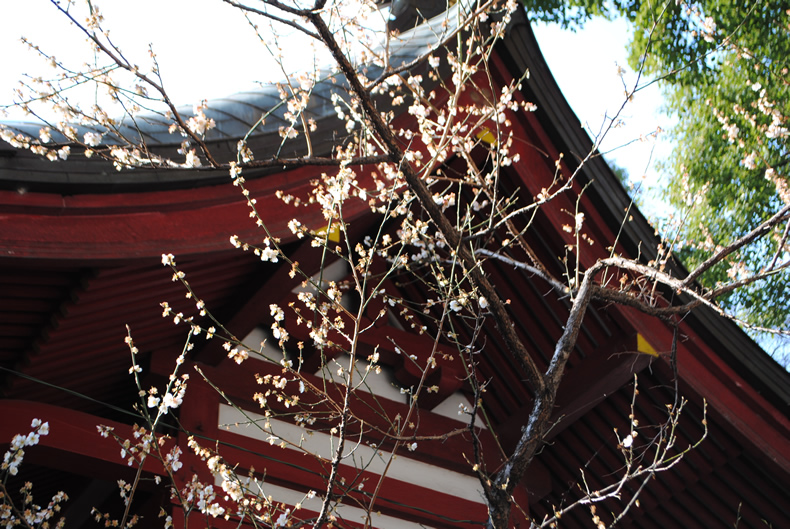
[497,7,790,411]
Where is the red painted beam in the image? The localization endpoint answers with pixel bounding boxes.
[620,306,790,474]
[0,400,168,476]
[0,165,370,261]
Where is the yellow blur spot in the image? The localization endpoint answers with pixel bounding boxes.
[315,223,341,242]
[637,334,659,357]
[476,128,497,146]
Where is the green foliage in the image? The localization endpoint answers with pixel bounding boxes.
[642,1,790,330]
[524,0,790,333]
[520,0,613,28]
[624,2,790,85]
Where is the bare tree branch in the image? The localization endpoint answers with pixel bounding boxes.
[305,6,546,399]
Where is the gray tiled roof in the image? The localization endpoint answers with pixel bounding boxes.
[0,5,459,189]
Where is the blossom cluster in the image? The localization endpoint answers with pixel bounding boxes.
[145,375,188,414]
[1,419,49,477]
[1,419,67,529]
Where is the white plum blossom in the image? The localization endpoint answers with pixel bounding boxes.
[165,446,183,472]
[184,149,202,168]
[229,161,243,180]
[227,347,249,364]
[220,470,244,501]
[237,139,254,162]
[163,389,184,409]
[766,120,788,140]
[575,212,585,232]
[261,246,279,262]
[288,219,304,238]
[205,503,225,517]
[741,152,758,170]
[186,102,216,136]
[278,125,298,139]
[270,304,285,322]
[207,455,221,472]
[701,16,716,42]
[274,510,290,528]
[2,419,49,477]
[83,131,103,146]
[39,127,52,143]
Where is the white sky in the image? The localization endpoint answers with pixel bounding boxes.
[1,0,282,107]
[1,0,671,193]
[533,18,673,194]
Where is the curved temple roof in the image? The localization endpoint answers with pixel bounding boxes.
[0,4,462,190]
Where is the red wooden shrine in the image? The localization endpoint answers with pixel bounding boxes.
[1,7,788,529]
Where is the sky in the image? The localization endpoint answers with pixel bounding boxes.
[533,18,673,191]
[1,0,671,194]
